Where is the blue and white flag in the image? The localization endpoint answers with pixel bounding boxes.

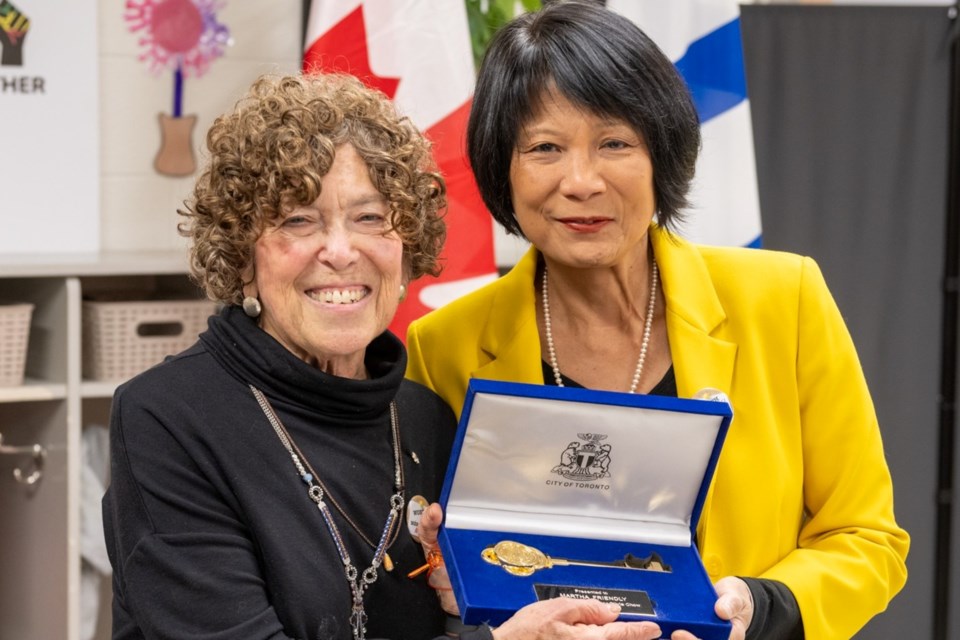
[607,1,762,248]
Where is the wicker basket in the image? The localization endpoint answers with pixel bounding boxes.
[82,298,216,381]
[0,303,34,387]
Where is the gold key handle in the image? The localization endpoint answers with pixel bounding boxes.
[481,540,670,577]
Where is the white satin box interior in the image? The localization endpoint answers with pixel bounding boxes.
[438,379,733,640]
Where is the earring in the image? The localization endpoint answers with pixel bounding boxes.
[242,296,262,318]
[399,284,408,302]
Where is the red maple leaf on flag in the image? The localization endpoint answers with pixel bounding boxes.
[304,6,400,99]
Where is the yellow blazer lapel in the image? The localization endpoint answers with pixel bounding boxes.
[652,227,737,542]
[652,228,737,398]
[472,247,545,386]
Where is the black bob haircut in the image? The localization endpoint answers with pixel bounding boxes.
[466,0,702,237]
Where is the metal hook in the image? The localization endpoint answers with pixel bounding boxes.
[0,432,47,485]
[13,444,45,485]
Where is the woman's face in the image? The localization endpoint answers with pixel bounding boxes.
[248,144,405,377]
[509,91,656,271]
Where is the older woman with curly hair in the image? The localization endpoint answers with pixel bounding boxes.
[102,72,664,640]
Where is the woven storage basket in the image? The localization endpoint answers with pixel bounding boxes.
[0,303,34,387]
[82,298,216,381]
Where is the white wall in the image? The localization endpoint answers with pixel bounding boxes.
[97,0,303,254]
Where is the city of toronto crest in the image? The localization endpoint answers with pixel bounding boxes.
[552,433,611,481]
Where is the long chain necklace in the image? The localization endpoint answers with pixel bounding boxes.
[541,260,658,393]
[250,385,405,640]
[253,386,403,569]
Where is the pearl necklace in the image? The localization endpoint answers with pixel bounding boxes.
[250,385,404,640]
[542,260,658,394]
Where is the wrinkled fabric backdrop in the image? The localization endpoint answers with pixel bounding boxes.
[742,6,954,639]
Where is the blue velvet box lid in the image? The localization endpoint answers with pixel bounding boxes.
[438,379,733,639]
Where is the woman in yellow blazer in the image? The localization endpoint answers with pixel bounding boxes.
[407,3,907,639]
[408,227,908,640]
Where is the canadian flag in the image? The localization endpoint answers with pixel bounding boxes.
[303,1,498,340]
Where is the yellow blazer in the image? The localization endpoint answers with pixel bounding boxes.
[407,226,909,639]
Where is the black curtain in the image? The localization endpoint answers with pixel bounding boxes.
[741,6,954,639]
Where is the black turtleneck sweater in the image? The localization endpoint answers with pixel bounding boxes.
[103,306,489,640]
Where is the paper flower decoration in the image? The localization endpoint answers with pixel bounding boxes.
[125,0,230,175]
[126,0,229,79]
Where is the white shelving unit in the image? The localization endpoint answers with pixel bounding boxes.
[0,251,201,640]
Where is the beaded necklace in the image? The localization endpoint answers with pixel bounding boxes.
[250,385,405,640]
[542,260,658,393]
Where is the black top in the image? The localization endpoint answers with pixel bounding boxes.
[104,306,492,640]
[540,360,678,397]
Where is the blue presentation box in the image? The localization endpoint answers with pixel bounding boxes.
[438,379,734,640]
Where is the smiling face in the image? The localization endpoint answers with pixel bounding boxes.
[247,144,405,378]
[509,91,657,271]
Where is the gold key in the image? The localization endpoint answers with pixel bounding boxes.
[481,540,671,577]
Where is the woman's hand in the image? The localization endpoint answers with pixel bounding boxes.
[492,598,662,640]
[414,502,459,615]
[670,576,753,640]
